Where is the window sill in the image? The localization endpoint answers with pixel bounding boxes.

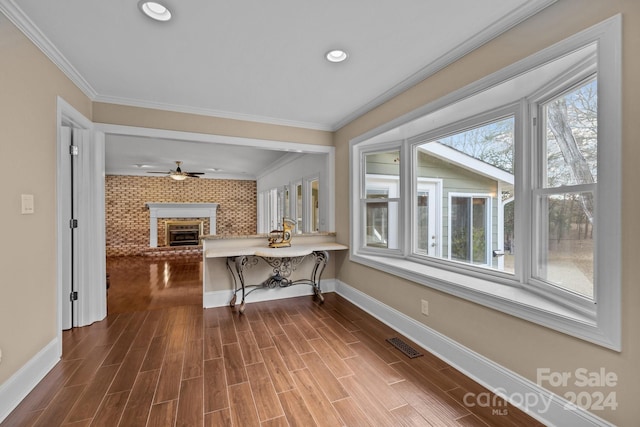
[350,252,617,348]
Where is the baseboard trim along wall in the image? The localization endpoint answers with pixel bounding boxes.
[0,338,60,424]
[333,280,614,427]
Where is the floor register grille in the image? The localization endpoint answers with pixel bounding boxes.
[386,337,423,359]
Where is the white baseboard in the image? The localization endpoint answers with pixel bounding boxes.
[334,280,614,427]
[204,279,337,308]
[0,338,60,423]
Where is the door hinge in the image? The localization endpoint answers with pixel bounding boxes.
[532,117,537,126]
[70,219,78,229]
[70,291,78,301]
[69,145,79,156]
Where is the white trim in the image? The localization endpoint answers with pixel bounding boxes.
[0,0,556,131]
[203,279,337,308]
[0,0,327,131]
[145,203,219,247]
[95,124,334,155]
[94,95,333,131]
[334,281,615,427]
[0,0,97,99]
[0,339,60,424]
[57,99,107,330]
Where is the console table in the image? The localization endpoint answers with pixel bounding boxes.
[204,241,347,313]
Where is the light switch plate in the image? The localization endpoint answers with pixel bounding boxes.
[21,194,34,214]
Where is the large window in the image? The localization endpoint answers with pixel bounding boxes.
[363,150,400,250]
[533,79,597,299]
[350,18,621,350]
[412,114,515,272]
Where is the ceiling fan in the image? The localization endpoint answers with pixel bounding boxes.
[147,161,205,180]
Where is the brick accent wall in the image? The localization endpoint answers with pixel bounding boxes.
[106,175,256,256]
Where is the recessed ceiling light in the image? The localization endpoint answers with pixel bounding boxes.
[326,49,348,63]
[139,1,172,22]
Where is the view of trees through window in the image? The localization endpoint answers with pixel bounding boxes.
[438,118,514,173]
[537,78,597,298]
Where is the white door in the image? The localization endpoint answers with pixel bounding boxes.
[59,126,107,329]
[60,126,76,329]
[417,182,438,256]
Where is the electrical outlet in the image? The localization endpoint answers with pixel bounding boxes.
[421,299,429,316]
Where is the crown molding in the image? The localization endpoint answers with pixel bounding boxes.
[2,0,556,133]
[0,0,332,131]
[0,0,97,99]
[332,0,558,131]
[93,95,334,132]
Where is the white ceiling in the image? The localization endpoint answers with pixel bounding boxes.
[103,133,303,179]
[2,0,555,177]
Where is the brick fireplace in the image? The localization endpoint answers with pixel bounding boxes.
[165,220,204,246]
[146,202,219,248]
[105,175,257,256]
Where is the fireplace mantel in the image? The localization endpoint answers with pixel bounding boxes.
[145,202,219,247]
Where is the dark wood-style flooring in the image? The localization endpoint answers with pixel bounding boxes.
[106,255,203,314]
[2,256,544,426]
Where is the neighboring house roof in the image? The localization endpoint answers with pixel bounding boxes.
[418,142,514,186]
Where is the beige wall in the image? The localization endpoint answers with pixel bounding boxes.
[0,14,92,383]
[334,1,639,425]
[93,102,333,147]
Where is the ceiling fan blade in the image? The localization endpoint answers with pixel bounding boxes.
[186,173,201,178]
[186,172,205,175]
[147,171,170,174]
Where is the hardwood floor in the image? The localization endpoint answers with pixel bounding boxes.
[106,255,203,314]
[2,257,545,426]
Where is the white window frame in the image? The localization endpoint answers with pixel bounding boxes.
[408,105,517,278]
[364,173,401,251]
[360,144,403,255]
[349,16,621,350]
[527,73,599,310]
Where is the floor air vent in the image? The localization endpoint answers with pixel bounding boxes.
[386,337,423,359]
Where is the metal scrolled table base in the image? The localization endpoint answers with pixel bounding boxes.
[227,250,329,314]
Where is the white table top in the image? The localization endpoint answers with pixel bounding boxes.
[205,242,348,259]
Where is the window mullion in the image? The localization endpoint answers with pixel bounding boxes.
[401,141,412,257]
[518,99,533,286]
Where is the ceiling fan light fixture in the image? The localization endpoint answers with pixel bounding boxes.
[170,174,187,181]
[325,49,348,63]
[139,1,172,21]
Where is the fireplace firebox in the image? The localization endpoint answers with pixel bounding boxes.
[164,220,204,246]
